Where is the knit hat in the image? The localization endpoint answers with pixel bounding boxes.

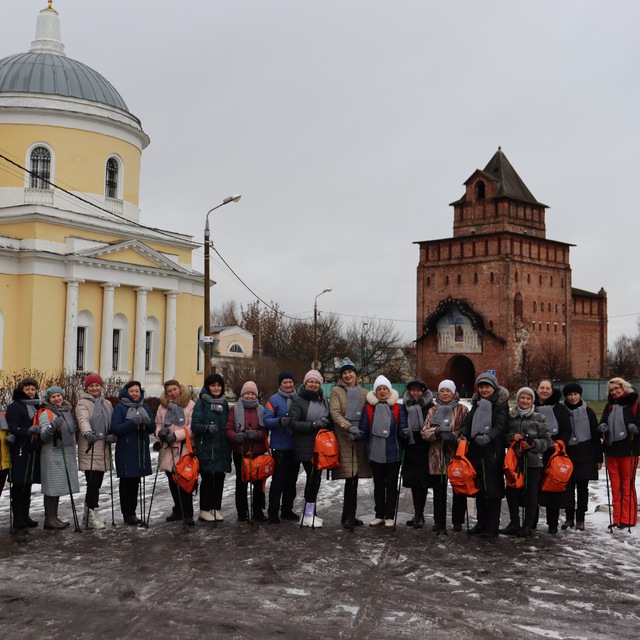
[406,379,427,393]
[240,381,259,397]
[339,357,358,375]
[45,386,64,401]
[516,387,535,402]
[562,382,583,398]
[18,377,39,390]
[373,375,392,393]
[438,379,457,394]
[278,370,295,385]
[303,370,324,386]
[476,372,498,390]
[204,373,225,394]
[84,374,103,388]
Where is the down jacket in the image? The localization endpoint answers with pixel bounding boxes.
[110,387,154,478]
[154,385,195,473]
[329,381,371,479]
[192,386,231,475]
[75,392,114,472]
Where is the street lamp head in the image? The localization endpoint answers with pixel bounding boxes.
[223,194,242,204]
[322,288,332,294]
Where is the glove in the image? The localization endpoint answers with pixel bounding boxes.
[28,425,40,436]
[435,425,449,436]
[475,434,491,447]
[51,416,65,430]
[628,424,639,436]
[279,417,292,428]
[598,423,609,434]
[245,430,259,441]
[347,426,360,437]
[157,427,169,441]
[165,432,177,444]
[85,432,99,445]
[5,433,15,444]
[140,414,151,426]
[313,417,329,429]
[207,423,219,435]
[441,431,456,444]
[105,434,117,444]
[348,432,359,442]
[234,432,246,443]
[131,413,143,425]
[524,434,535,446]
[401,427,411,439]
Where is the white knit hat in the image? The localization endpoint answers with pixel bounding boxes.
[438,379,456,394]
[373,375,392,392]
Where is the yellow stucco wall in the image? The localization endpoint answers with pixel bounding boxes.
[0,123,141,205]
[175,292,203,386]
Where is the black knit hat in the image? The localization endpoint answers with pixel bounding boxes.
[406,379,427,393]
[204,373,225,394]
[339,357,359,375]
[562,382,583,398]
[278,370,295,384]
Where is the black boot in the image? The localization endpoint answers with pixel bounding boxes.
[499,521,521,535]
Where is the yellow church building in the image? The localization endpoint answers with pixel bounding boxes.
[0,3,206,392]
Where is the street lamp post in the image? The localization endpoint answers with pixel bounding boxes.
[361,321,368,383]
[203,194,241,377]
[313,288,332,371]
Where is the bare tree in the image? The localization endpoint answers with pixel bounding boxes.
[211,300,239,327]
[608,334,640,379]
[537,341,572,382]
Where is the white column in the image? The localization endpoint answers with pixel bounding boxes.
[133,287,151,383]
[163,290,178,380]
[63,279,83,372]
[99,282,119,380]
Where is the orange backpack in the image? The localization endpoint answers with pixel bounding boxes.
[447,439,480,496]
[313,429,340,470]
[173,431,200,494]
[504,441,525,489]
[541,440,573,492]
[242,449,275,482]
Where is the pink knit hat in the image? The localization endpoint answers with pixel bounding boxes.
[303,369,324,385]
[84,374,103,388]
[240,381,259,397]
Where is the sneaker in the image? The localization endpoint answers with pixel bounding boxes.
[214,510,224,522]
[384,519,395,529]
[369,518,385,527]
[199,509,215,522]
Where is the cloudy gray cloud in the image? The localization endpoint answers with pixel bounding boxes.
[4,0,639,344]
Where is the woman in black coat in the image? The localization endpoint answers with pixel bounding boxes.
[561,382,602,531]
[400,380,434,528]
[535,379,572,534]
[6,377,42,535]
[460,372,509,538]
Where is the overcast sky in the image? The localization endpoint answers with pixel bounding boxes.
[4,1,640,345]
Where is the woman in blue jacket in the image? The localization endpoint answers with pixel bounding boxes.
[110,381,153,525]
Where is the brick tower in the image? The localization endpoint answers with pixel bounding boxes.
[415,148,607,393]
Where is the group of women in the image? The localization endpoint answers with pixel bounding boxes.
[0,367,637,538]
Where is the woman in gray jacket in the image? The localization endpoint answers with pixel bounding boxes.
[500,387,552,538]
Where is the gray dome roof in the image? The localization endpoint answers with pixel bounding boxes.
[0,52,129,112]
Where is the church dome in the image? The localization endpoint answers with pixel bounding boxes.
[0,51,129,112]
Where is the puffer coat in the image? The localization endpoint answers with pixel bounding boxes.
[192,386,231,475]
[506,407,553,468]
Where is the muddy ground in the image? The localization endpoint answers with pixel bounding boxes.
[1,466,639,640]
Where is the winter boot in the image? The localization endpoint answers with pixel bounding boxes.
[23,491,38,528]
[301,501,322,528]
[53,497,70,527]
[87,508,106,530]
[44,496,66,530]
[499,521,521,536]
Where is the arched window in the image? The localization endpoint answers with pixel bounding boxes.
[475,180,486,200]
[490,272,494,283]
[445,275,449,285]
[426,276,431,286]
[30,146,51,189]
[112,313,129,374]
[77,310,95,372]
[457,274,461,284]
[105,157,120,199]
[473,273,478,284]
[533,302,537,313]
[228,342,244,355]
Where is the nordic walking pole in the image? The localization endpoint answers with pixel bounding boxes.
[248,443,254,525]
[108,442,116,527]
[628,443,634,533]
[211,439,217,529]
[171,448,188,530]
[145,445,162,527]
[393,449,406,531]
[85,442,95,529]
[59,439,81,533]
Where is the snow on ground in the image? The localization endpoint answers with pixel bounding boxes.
[1,457,639,639]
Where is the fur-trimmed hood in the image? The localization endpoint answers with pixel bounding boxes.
[366,388,400,407]
[159,384,192,408]
[607,388,639,407]
[402,387,434,408]
[535,387,563,407]
[470,386,509,407]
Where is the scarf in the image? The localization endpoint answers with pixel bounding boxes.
[566,402,591,446]
[305,396,329,423]
[201,392,227,415]
[537,404,559,436]
[277,388,296,413]
[344,386,363,423]
[517,406,535,418]
[163,401,186,427]
[430,398,459,431]
[120,397,147,423]
[89,397,112,437]
[234,398,265,431]
[20,398,40,420]
[370,402,393,463]
[471,398,493,437]
[605,404,628,446]
[48,403,77,447]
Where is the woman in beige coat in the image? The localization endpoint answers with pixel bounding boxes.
[329,358,371,530]
[154,380,195,525]
[75,374,114,530]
